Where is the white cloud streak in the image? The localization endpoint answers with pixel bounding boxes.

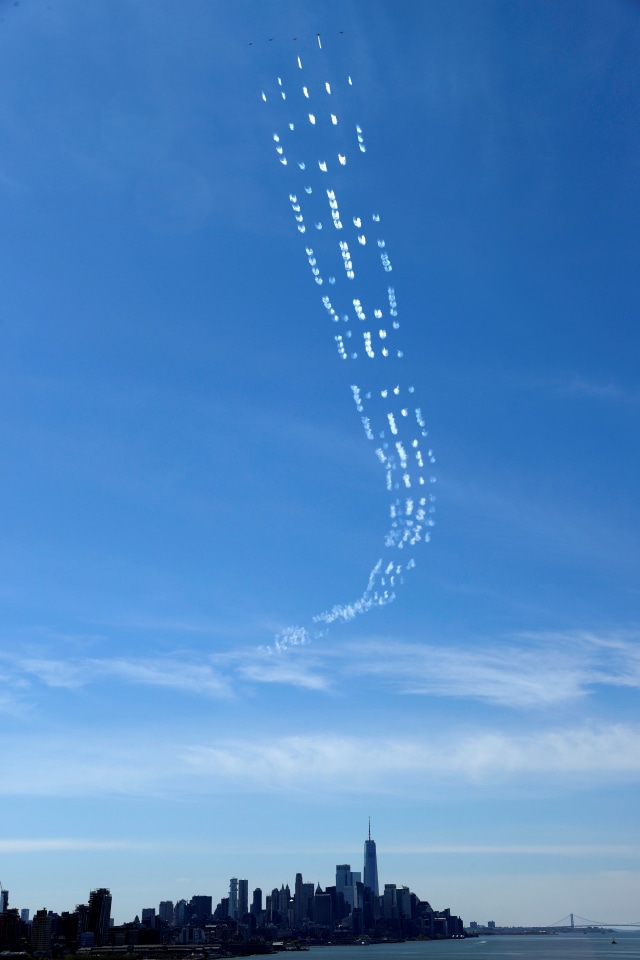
[2,839,638,863]
[5,628,640,710]
[341,634,640,707]
[0,690,33,718]
[239,629,640,708]
[177,724,640,791]
[239,658,329,691]
[0,839,131,853]
[18,656,231,698]
[2,724,640,799]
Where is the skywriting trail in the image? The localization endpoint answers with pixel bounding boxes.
[258,36,436,649]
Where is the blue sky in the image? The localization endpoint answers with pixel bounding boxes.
[1,0,639,928]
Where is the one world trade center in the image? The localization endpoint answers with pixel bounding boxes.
[363,819,379,897]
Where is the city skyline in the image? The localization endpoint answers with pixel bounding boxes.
[3,825,388,925]
[1,826,466,944]
[2,823,632,930]
[0,0,638,929]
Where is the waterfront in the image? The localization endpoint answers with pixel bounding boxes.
[309,935,640,960]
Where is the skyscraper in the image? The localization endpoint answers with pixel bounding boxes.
[363,819,379,897]
[251,888,262,916]
[174,900,188,926]
[88,888,112,947]
[228,879,238,920]
[238,879,248,920]
[383,884,397,920]
[277,884,290,915]
[158,901,174,924]
[293,873,304,928]
[31,909,52,954]
[335,864,361,911]
[190,896,212,925]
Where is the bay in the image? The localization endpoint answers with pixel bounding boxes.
[308,934,640,960]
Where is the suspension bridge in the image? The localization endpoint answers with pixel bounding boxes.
[548,913,640,930]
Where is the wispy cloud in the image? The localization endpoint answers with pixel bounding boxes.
[0,665,34,716]
[555,374,640,408]
[448,723,640,781]
[340,630,640,707]
[511,370,640,411]
[8,837,633,857]
[7,628,640,710]
[20,659,87,689]
[382,842,640,856]
[342,640,582,707]
[2,723,640,799]
[18,656,231,698]
[238,657,329,691]
[514,630,640,690]
[108,658,231,696]
[0,690,33,719]
[0,838,132,853]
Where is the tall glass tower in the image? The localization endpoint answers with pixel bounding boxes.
[88,888,112,947]
[363,819,379,896]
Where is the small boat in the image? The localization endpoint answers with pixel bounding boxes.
[611,938,617,944]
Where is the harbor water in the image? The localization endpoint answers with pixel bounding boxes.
[308,934,640,960]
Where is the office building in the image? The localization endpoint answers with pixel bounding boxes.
[76,903,90,937]
[228,879,238,920]
[88,888,112,947]
[396,886,412,920]
[158,901,174,924]
[31,909,52,953]
[0,910,20,950]
[277,884,290,915]
[174,900,187,926]
[336,864,361,911]
[238,879,248,920]
[383,883,397,920]
[251,888,262,916]
[57,911,80,947]
[363,819,379,897]
[212,898,229,921]
[294,874,304,927]
[313,890,333,927]
[189,896,212,925]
